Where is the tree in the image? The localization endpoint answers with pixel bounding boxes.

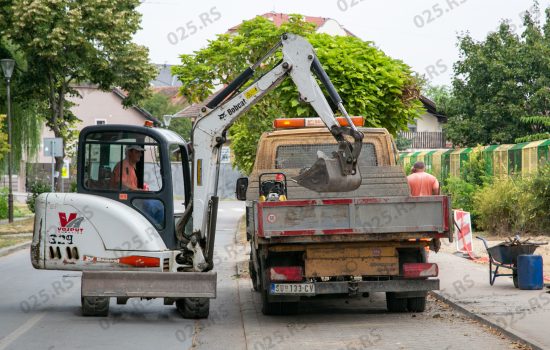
[139,90,192,140]
[0,40,43,172]
[172,16,423,174]
[0,0,157,189]
[0,114,9,160]
[445,6,550,146]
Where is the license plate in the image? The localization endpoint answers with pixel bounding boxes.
[270,283,315,295]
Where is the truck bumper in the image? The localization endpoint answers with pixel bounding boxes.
[82,271,217,298]
[270,278,439,296]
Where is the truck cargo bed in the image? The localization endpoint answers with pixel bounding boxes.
[254,195,451,241]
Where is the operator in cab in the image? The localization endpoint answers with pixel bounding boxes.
[407,161,439,196]
[111,144,144,190]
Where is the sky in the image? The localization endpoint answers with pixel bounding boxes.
[134,0,550,86]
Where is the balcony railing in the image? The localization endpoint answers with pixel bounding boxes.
[398,131,448,149]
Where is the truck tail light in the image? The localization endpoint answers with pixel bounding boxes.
[403,263,438,278]
[268,266,303,282]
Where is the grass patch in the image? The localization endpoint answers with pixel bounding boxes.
[0,217,34,235]
[0,236,30,249]
[14,203,33,218]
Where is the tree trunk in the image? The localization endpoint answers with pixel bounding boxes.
[54,154,64,192]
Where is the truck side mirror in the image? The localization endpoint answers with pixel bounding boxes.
[236,177,248,201]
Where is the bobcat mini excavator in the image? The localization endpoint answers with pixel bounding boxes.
[30,34,364,318]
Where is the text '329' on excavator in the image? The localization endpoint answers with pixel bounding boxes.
[30,33,363,318]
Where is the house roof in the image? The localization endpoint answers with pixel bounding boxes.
[228,12,356,37]
[111,88,161,125]
[419,95,447,122]
[151,64,182,87]
[174,92,220,119]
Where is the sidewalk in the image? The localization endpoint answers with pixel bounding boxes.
[431,252,550,350]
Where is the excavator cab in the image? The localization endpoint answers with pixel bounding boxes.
[77,124,192,249]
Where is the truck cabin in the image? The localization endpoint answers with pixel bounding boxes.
[77,124,191,249]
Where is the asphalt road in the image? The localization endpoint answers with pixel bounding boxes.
[0,201,523,350]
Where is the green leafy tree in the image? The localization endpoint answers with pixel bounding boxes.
[0,41,43,172]
[515,115,550,142]
[0,114,10,160]
[0,0,157,189]
[446,6,550,146]
[173,16,423,174]
[140,90,192,140]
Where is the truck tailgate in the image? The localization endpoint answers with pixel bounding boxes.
[255,196,451,239]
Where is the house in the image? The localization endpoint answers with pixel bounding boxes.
[24,85,160,192]
[398,96,449,150]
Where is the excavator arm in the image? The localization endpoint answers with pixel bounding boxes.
[188,33,363,271]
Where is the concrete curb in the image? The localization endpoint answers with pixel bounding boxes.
[430,291,545,350]
[0,241,31,258]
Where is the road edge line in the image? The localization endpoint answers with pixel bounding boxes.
[429,291,545,350]
[0,241,31,258]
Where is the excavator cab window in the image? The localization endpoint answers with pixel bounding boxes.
[82,132,163,192]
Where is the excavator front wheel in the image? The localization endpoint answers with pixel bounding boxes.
[176,298,210,319]
[81,296,109,317]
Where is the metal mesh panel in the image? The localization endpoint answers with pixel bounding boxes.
[275,143,377,169]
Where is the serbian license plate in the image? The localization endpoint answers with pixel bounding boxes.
[270,283,315,295]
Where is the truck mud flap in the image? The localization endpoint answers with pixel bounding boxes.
[81,271,216,298]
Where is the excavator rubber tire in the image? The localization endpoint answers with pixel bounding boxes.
[81,296,110,317]
[177,298,210,319]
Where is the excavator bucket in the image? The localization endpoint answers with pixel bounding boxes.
[293,152,362,192]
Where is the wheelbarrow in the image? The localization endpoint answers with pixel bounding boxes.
[476,236,547,288]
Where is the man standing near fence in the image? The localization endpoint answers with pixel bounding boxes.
[407,161,440,196]
[407,161,441,253]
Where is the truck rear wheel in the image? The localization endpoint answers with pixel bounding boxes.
[386,293,407,312]
[81,296,109,317]
[407,296,427,312]
[176,298,210,319]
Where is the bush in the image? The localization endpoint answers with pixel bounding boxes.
[443,177,477,221]
[475,165,550,235]
[474,178,525,234]
[522,164,550,232]
[0,188,7,219]
[26,181,51,213]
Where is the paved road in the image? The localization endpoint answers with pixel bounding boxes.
[0,202,523,349]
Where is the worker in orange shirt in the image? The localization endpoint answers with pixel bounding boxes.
[407,161,440,196]
[407,161,441,253]
[111,145,144,190]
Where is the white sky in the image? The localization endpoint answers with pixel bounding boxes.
[134,0,550,86]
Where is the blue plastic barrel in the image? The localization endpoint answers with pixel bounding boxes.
[517,254,544,290]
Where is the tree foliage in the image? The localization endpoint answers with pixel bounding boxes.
[445,6,550,146]
[0,41,43,172]
[173,16,423,174]
[0,0,157,189]
[139,91,192,140]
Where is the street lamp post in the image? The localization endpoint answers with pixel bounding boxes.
[1,59,15,223]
